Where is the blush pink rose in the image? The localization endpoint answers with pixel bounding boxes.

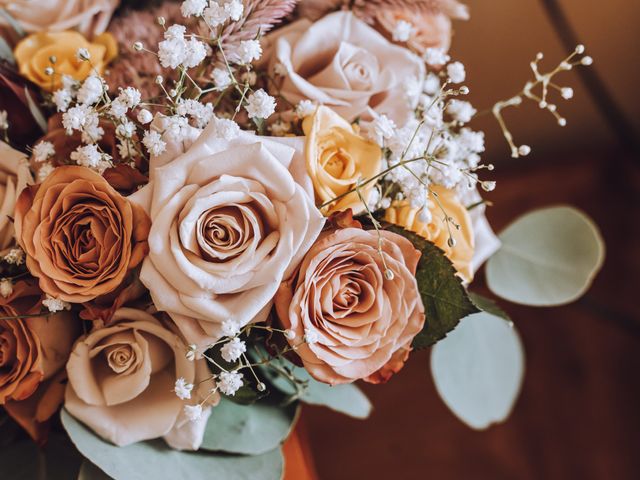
[130,122,324,348]
[264,11,425,125]
[275,227,425,385]
[0,0,119,41]
[65,307,216,450]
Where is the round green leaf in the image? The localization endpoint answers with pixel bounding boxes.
[486,206,605,306]
[201,399,299,455]
[431,312,524,430]
[61,410,284,480]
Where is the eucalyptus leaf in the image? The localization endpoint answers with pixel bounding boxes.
[61,410,284,480]
[0,8,25,37]
[201,398,299,455]
[0,37,14,65]
[260,361,372,419]
[24,87,48,133]
[486,206,605,306]
[387,226,479,348]
[431,312,524,430]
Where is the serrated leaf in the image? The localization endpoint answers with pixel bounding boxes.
[431,312,524,429]
[61,410,284,480]
[387,226,479,348]
[486,206,605,306]
[469,292,510,321]
[201,398,299,455]
[259,361,372,419]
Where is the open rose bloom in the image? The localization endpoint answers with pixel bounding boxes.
[0,0,603,478]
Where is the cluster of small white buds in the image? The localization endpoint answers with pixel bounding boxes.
[174,377,194,400]
[185,344,198,361]
[4,248,25,265]
[43,295,71,313]
[0,278,13,298]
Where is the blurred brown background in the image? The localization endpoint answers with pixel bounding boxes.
[303,1,640,479]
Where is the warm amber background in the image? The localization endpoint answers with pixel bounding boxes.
[303,1,640,479]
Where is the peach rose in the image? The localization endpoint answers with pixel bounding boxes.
[385,186,475,282]
[303,106,382,216]
[275,227,425,385]
[14,165,150,302]
[0,280,78,442]
[65,307,216,449]
[0,141,32,254]
[265,11,424,125]
[0,0,119,40]
[130,122,325,347]
[374,1,469,54]
[14,30,117,91]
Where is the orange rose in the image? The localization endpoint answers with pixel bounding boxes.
[14,30,117,91]
[14,166,150,302]
[0,280,79,442]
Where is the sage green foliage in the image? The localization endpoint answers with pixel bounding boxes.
[201,398,299,455]
[61,410,284,480]
[469,292,511,321]
[386,226,479,348]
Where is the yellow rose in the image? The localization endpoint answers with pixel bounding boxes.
[303,106,382,215]
[384,186,475,282]
[14,30,117,91]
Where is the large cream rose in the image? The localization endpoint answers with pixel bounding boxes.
[0,0,119,40]
[0,141,32,254]
[275,227,425,385]
[130,122,325,347]
[65,307,216,449]
[303,106,381,215]
[265,11,425,125]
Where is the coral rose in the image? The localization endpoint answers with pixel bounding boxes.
[65,307,216,449]
[0,280,78,442]
[303,106,382,215]
[14,165,150,302]
[275,227,425,385]
[0,141,33,254]
[264,11,424,125]
[14,30,117,91]
[130,122,324,347]
[385,186,475,282]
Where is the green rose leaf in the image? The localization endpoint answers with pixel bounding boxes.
[486,206,605,306]
[469,292,511,321]
[260,361,372,419]
[201,398,299,455]
[61,410,284,480]
[387,226,479,348]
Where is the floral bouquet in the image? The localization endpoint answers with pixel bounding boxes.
[0,0,605,478]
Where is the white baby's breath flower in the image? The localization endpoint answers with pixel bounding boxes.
[183,404,202,421]
[142,130,167,156]
[183,38,208,68]
[53,88,73,112]
[211,117,240,140]
[164,115,191,141]
[392,20,414,42]
[270,120,291,136]
[43,295,71,313]
[245,89,275,119]
[0,110,8,130]
[33,141,55,162]
[295,100,316,118]
[37,162,55,181]
[224,0,244,21]
[137,109,153,124]
[4,248,24,265]
[181,0,207,17]
[203,2,229,28]
[220,337,246,363]
[221,319,241,337]
[446,61,466,84]
[368,114,396,146]
[217,371,243,396]
[304,328,319,344]
[118,87,142,108]
[71,144,112,173]
[0,279,12,298]
[186,344,198,361]
[211,68,232,90]
[424,47,450,66]
[77,75,104,106]
[116,121,136,139]
[76,48,91,61]
[423,72,441,95]
[446,99,477,123]
[174,377,194,400]
[62,104,90,133]
[236,39,262,64]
